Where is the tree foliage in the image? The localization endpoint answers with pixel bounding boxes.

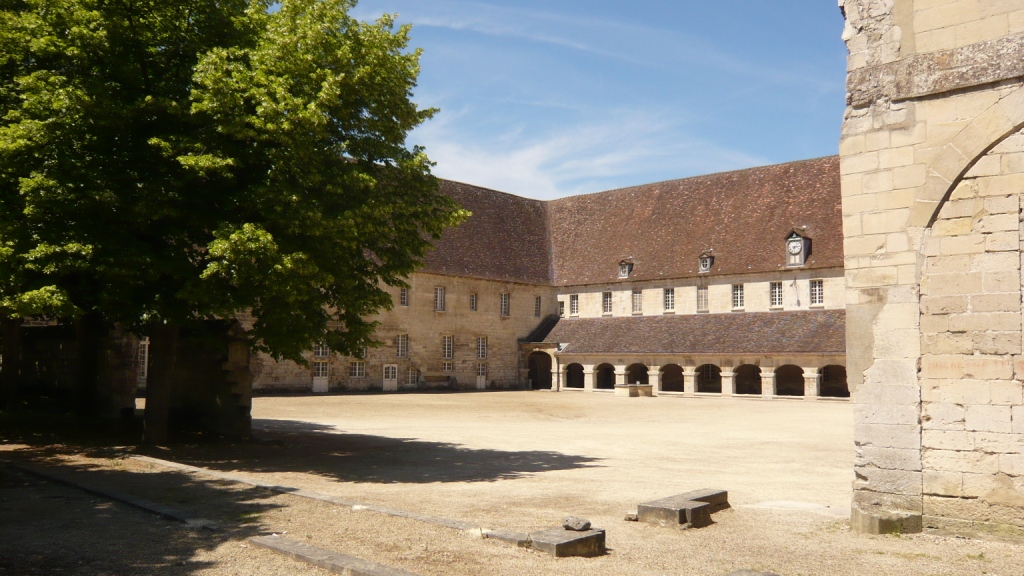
[0,0,464,361]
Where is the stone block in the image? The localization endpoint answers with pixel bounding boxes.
[855,422,922,450]
[850,504,923,534]
[483,530,530,548]
[853,468,923,496]
[527,528,606,558]
[985,231,1019,252]
[963,356,1015,381]
[637,489,729,529]
[999,453,1024,476]
[923,449,999,474]
[854,446,922,471]
[922,402,966,431]
[923,429,975,451]
[973,333,1022,356]
[923,470,964,497]
[249,535,418,576]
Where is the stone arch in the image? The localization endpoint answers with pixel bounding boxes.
[595,363,616,390]
[695,364,721,394]
[734,364,762,395]
[565,363,584,389]
[911,86,1024,229]
[774,365,804,397]
[527,351,552,390]
[626,363,649,385]
[660,364,684,392]
[819,365,848,398]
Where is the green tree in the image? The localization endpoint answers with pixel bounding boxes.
[0,0,464,442]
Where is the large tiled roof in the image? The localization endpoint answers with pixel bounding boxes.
[537,310,845,355]
[421,180,552,284]
[546,156,842,286]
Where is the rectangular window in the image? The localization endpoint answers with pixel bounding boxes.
[602,292,612,314]
[442,361,453,372]
[469,293,477,311]
[632,289,643,314]
[313,343,330,358]
[476,363,487,377]
[770,281,783,308]
[663,288,675,312]
[396,334,408,358]
[559,301,566,317]
[442,335,454,359]
[434,287,446,311]
[399,288,408,307]
[313,361,329,379]
[534,296,542,317]
[383,365,397,380]
[500,293,510,317]
[408,367,418,385]
[697,286,709,312]
[732,284,744,309]
[569,294,579,315]
[349,361,365,378]
[810,279,824,305]
[476,337,487,359]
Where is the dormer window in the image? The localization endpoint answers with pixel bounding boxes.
[786,231,809,267]
[618,261,633,278]
[698,250,714,274]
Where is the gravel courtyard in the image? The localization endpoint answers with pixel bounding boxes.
[3,391,1023,575]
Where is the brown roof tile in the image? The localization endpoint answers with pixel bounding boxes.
[546,156,843,286]
[539,310,846,355]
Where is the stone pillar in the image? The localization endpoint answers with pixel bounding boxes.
[803,369,820,401]
[614,366,627,386]
[682,368,695,397]
[583,365,595,392]
[761,372,775,400]
[550,369,561,392]
[721,370,735,397]
[649,366,661,396]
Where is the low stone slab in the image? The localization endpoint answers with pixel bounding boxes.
[726,571,781,576]
[637,489,729,529]
[482,529,530,548]
[527,527,606,558]
[250,535,419,576]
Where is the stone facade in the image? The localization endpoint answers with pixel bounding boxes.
[841,0,1024,536]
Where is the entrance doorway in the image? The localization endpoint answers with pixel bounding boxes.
[383,364,398,392]
[527,352,552,389]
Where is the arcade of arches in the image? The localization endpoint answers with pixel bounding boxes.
[539,355,848,399]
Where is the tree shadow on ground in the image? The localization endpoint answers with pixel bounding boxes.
[160,418,603,484]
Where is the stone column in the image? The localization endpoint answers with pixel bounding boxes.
[761,372,775,400]
[721,369,735,397]
[614,366,627,386]
[803,368,820,401]
[583,365,595,392]
[550,369,561,392]
[682,367,696,397]
[649,366,661,396]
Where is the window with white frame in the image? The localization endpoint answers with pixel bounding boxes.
[663,288,675,312]
[602,292,612,314]
[313,361,329,379]
[383,365,397,380]
[442,361,453,372]
[313,342,330,358]
[569,294,579,315]
[476,363,487,377]
[136,338,150,385]
[469,293,477,311]
[810,279,824,305]
[618,262,632,278]
[770,281,783,308]
[396,334,408,358]
[500,293,510,316]
[732,284,744,309]
[559,301,565,317]
[476,337,487,359]
[408,367,419,385]
[434,287,446,311]
[442,335,454,359]
[632,289,643,314]
[534,296,542,317]
[697,286,709,312]
[399,288,408,307]
[349,360,365,378]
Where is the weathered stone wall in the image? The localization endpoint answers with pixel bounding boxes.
[251,272,559,392]
[841,0,1024,535]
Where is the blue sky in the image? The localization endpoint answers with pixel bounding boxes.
[351,1,849,200]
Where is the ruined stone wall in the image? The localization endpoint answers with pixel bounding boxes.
[840,0,1024,535]
[251,272,559,392]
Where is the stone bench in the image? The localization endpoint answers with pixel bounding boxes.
[614,384,653,397]
[637,489,729,529]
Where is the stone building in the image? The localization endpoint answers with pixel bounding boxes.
[839,0,1024,536]
[253,157,849,402]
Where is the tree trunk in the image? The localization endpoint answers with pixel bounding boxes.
[0,317,23,410]
[73,311,105,416]
[143,323,179,446]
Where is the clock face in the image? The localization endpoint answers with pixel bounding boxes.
[788,239,803,255]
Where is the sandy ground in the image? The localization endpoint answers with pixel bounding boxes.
[3,391,1024,575]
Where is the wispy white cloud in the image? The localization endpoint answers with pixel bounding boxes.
[412,109,768,200]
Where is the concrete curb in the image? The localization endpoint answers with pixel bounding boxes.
[3,459,219,531]
[250,535,419,576]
